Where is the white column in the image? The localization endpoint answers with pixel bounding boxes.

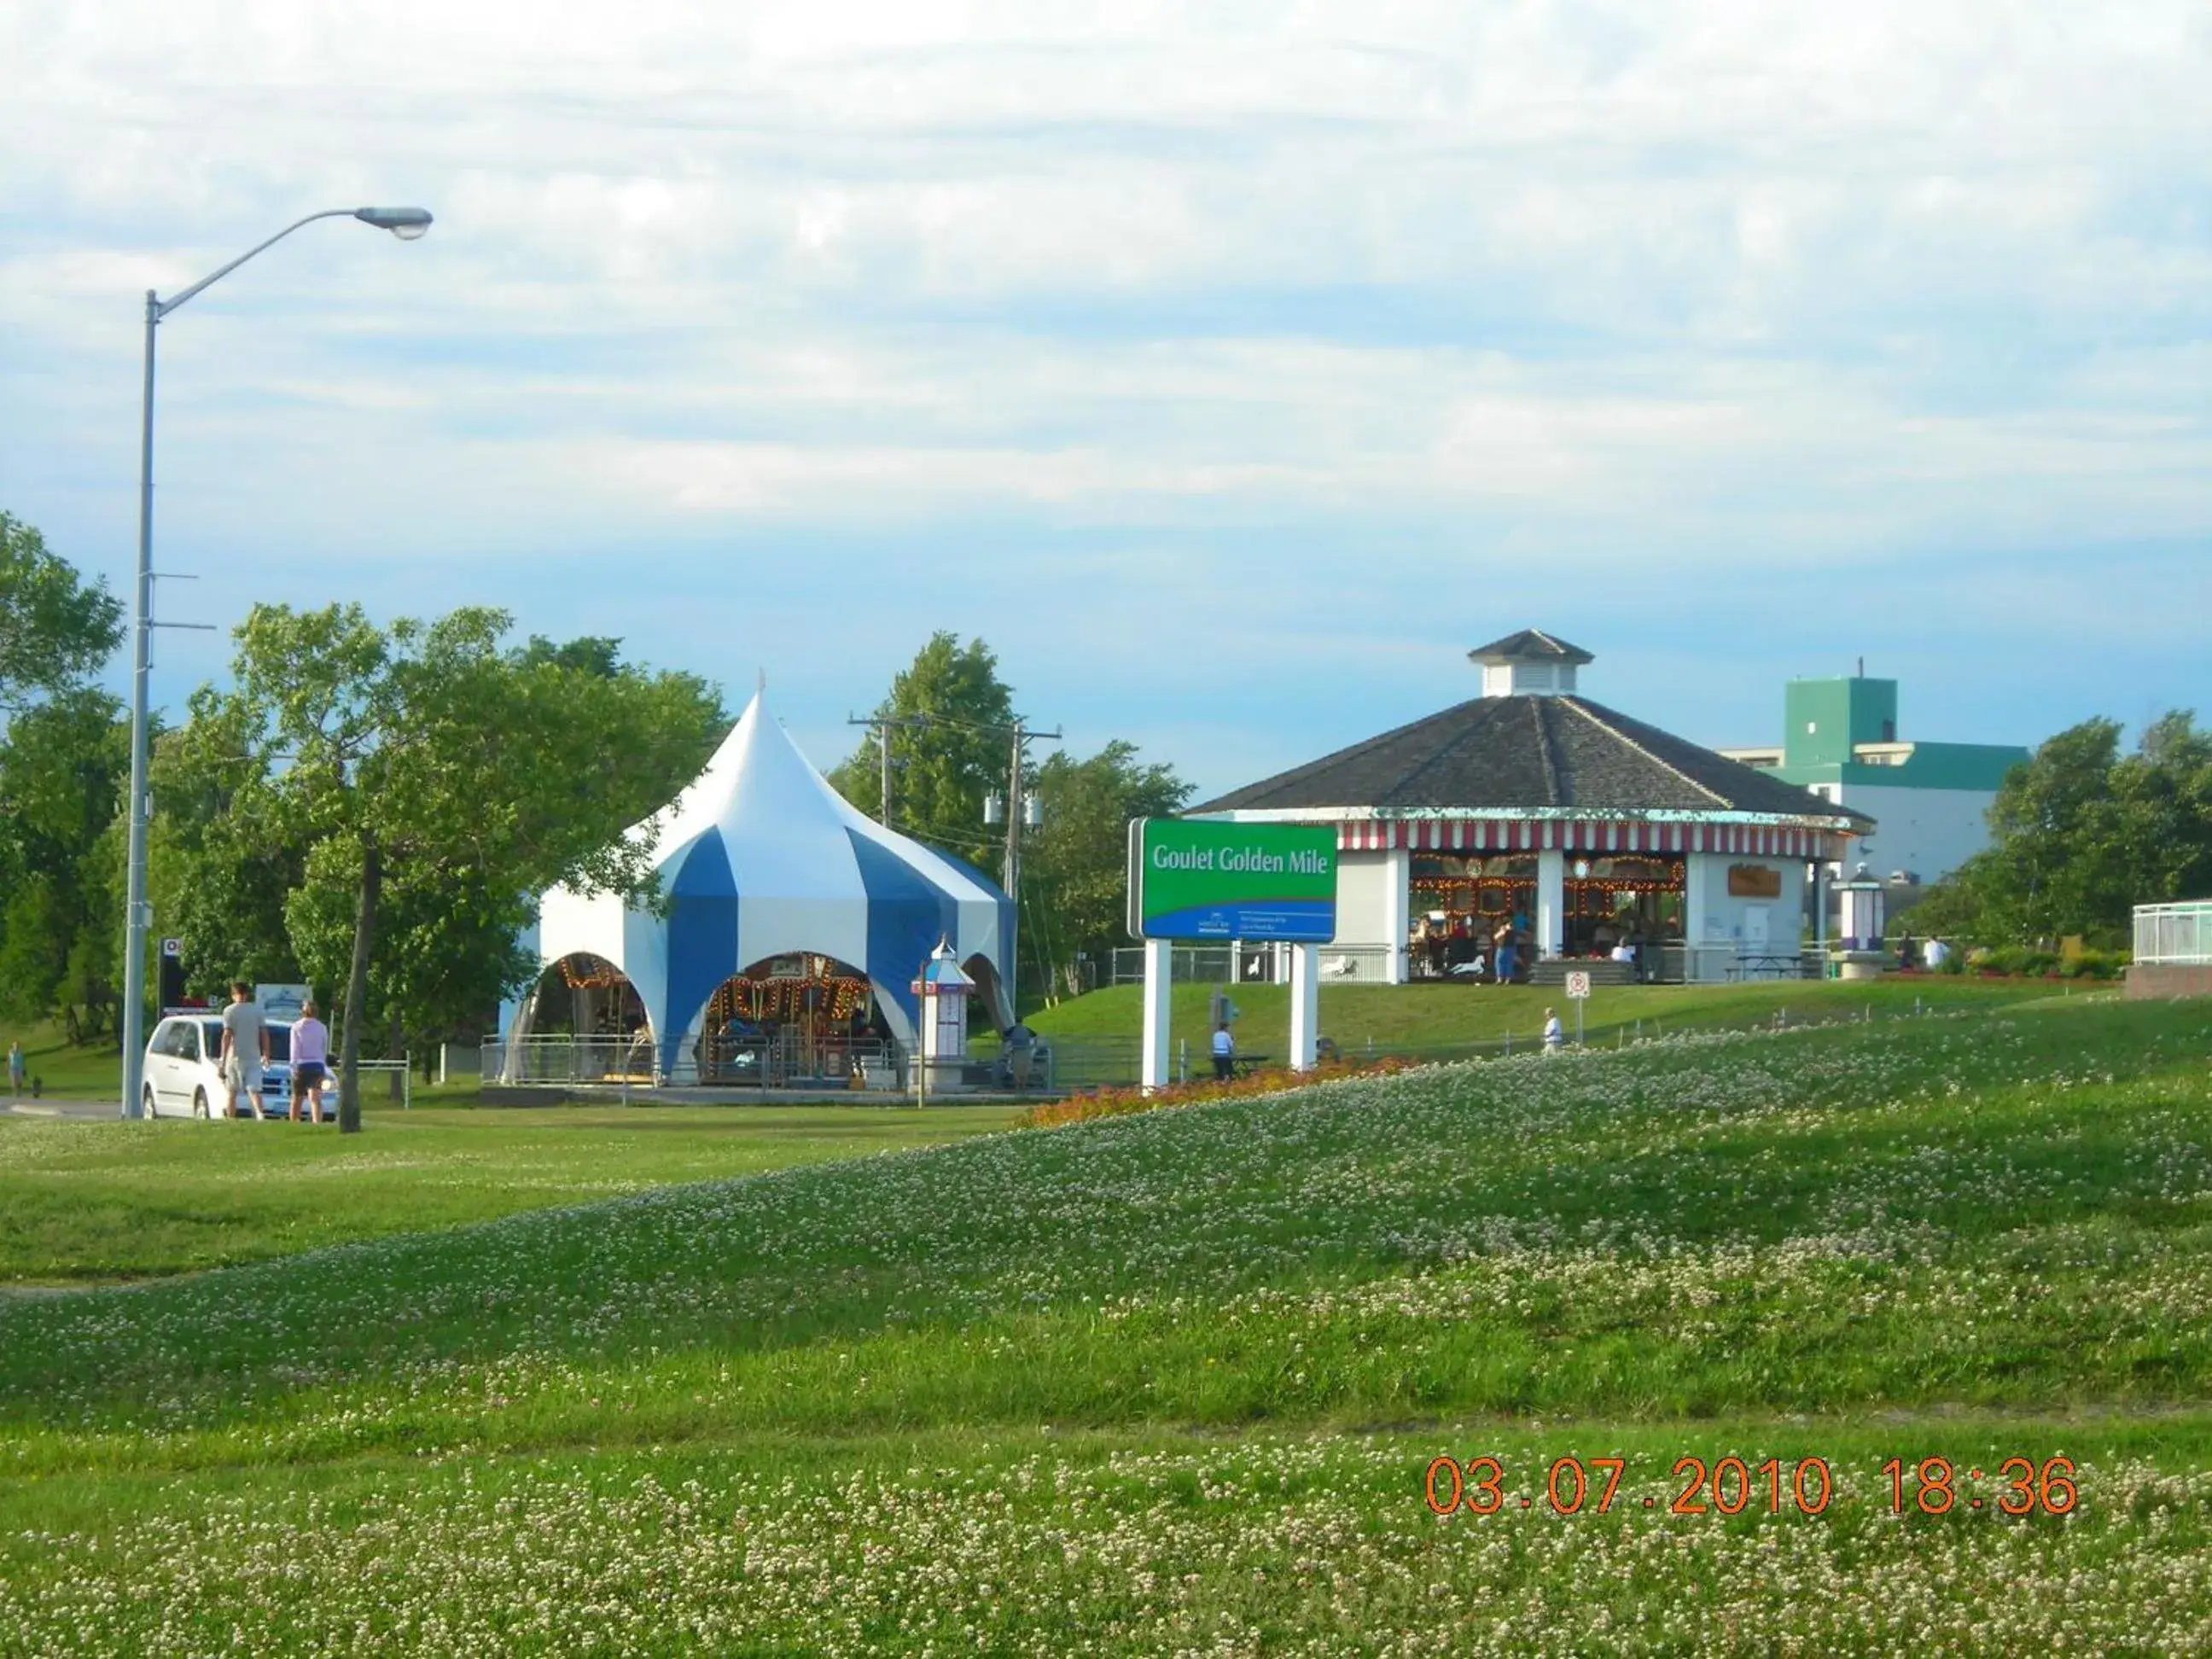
[1289,943,1318,1071]
[1812,863,1827,950]
[1684,855,1710,981]
[1382,847,1410,983]
[1536,847,1566,959]
[1141,938,1172,1091]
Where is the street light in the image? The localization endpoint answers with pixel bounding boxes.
[119,206,433,1121]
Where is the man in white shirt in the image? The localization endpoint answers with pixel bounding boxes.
[1923,938,1949,970]
[219,981,270,1120]
[1543,1008,1564,1051]
[1211,1022,1235,1080]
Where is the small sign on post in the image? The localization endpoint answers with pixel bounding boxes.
[1563,969,1591,1046]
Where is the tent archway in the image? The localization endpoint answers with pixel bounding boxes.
[503,952,657,1084]
[684,953,891,1086]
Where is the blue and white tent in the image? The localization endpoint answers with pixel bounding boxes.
[509,690,1014,1077]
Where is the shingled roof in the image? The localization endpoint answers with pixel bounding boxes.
[1467,628,1593,666]
[1195,694,1870,824]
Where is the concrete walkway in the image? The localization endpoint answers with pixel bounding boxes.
[3,1098,118,1121]
[481,1083,1043,1108]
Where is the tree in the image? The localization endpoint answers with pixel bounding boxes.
[0,515,126,1042]
[1915,713,2212,947]
[1022,741,1193,996]
[0,512,121,715]
[148,689,307,996]
[832,633,1017,855]
[0,690,130,1033]
[200,605,725,1130]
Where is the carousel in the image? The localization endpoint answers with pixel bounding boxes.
[499,690,1014,1086]
[1194,630,1872,985]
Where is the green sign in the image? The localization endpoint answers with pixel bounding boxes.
[1126,819,1338,942]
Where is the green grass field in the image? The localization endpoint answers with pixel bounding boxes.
[1022,973,2062,1060]
[0,1103,1022,1284]
[3,1016,125,1099]
[14,978,2058,1103]
[3,997,2209,1652]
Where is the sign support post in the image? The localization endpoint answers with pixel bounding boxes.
[1141,938,1172,1091]
[1564,969,1592,1047]
[1289,942,1318,1070]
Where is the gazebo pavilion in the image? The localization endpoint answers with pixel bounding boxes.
[1190,630,1871,985]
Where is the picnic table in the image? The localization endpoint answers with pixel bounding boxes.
[1727,954,1808,981]
[1228,1053,1272,1078]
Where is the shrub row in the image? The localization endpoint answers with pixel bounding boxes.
[1955,945,2128,980]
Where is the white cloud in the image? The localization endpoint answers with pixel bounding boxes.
[1,0,2207,791]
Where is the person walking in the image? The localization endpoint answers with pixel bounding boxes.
[289,998,330,1124]
[1211,1022,1236,1081]
[1542,1007,1564,1052]
[1003,1020,1038,1091]
[6,1039,24,1101]
[218,981,270,1120]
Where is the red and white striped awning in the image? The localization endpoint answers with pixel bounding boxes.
[1334,819,1844,859]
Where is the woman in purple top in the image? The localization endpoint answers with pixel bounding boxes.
[290,1000,330,1124]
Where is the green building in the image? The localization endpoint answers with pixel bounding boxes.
[1720,677,2029,883]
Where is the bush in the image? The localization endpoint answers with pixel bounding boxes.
[2058,948,2127,981]
[1959,944,2127,980]
[1973,946,2060,978]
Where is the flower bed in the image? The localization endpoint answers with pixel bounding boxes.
[1019,1055,1423,1128]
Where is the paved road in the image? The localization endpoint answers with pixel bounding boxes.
[3,1098,125,1121]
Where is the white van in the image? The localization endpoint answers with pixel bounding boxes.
[142,1012,297,1119]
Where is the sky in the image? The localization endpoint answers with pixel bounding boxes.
[3,0,2208,800]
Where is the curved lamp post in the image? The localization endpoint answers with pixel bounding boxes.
[119,207,433,1121]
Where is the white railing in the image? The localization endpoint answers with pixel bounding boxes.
[2135,900,2212,966]
[485,1035,658,1088]
[345,1058,414,1111]
[481,1033,911,1091]
[1109,943,1406,986]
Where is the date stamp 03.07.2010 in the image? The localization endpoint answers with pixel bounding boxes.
[1423,1455,2081,1520]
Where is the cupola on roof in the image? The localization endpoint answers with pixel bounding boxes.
[1467,628,1594,667]
[1467,627,1594,699]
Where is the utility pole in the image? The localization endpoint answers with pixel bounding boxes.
[998,719,1062,1015]
[847,713,921,828]
[852,707,1060,1011]
[116,203,433,1121]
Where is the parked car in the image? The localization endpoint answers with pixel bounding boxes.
[141,1012,297,1119]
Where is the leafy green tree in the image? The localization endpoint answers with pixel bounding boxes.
[0,690,130,1034]
[1022,742,1192,997]
[148,690,306,995]
[2110,711,2212,905]
[0,515,125,1041]
[0,512,121,714]
[1916,713,2212,947]
[195,605,724,1130]
[833,634,1017,853]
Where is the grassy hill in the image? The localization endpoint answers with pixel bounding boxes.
[1,1016,123,1100]
[1020,974,2058,1066]
[0,1103,1023,1284]
[2,998,2209,1652]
